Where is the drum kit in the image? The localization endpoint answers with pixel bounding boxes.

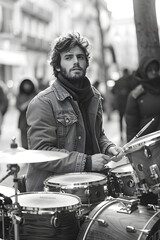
[1,130,160,239]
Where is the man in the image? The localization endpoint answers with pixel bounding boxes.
[26,33,124,191]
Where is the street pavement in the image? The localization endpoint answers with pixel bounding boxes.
[0,103,129,191]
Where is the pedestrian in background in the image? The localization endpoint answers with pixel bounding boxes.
[125,56,160,206]
[112,68,132,143]
[0,80,9,135]
[26,32,124,192]
[16,77,38,149]
[125,56,160,142]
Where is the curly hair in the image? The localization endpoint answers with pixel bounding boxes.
[50,33,90,77]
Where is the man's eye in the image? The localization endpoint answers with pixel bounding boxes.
[78,55,85,59]
[65,56,72,60]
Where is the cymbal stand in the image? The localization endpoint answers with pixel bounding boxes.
[0,200,5,240]
[7,164,21,240]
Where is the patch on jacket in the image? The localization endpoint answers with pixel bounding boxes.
[132,84,144,99]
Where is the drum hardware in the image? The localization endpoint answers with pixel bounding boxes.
[0,194,12,240]
[150,164,160,182]
[9,192,81,240]
[126,225,150,235]
[85,216,108,227]
[123,130,160,196]
[44,172,108,208]
[1,161,21,240]
[138,183,150,194]
[115,197,139,214]
[0,138,69,240]
[144,146,152,158]
[77,196,160,240]
[0,200,9,240]
[150,183,160,195]
[147,204,160,211]
[111,164,139,197]
[50,214,60,228]
[50,207,82,228]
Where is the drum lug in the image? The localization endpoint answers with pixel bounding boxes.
[85,216,108,227]
[103,185,108,194]
[50,214,60,228]
[126,225,150,235]
[75,209,82,219]
[84,189,90,197]
[150,164,160,181]
[143,146,152,159]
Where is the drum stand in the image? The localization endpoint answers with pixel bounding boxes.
[0,164,21,240]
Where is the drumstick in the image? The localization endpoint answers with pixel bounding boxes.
[123,118,155,150]
[110,118,155,161]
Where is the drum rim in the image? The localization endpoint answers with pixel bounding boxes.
[10,192,82,214]
[44,172,107,188]
[124,130,160,154]
[111,163,133,176]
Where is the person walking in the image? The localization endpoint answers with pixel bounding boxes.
[0,80,9,135]
[16,77,38,149]
[112,68,132,142]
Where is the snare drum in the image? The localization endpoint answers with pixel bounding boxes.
[111,164,137,196]
[77,197,160,240]
[9,192,81,240]
[44,173,107,207]
[124,131,160,194]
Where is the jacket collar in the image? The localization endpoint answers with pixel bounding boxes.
[51,79,72,101]
[51,79,101,101]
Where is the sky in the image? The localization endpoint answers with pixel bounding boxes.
[106,0,134,19]
[106,0,160,24]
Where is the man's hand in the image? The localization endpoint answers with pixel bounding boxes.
[91,153,111,171]
[108,146,124,162]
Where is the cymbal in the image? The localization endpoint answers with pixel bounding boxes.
[0,185,20,196]
[0,147,68,164]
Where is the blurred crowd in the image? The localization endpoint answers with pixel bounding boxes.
[0,77,49,149]
[1,55,160,149]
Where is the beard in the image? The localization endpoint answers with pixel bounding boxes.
[60,66,86,83]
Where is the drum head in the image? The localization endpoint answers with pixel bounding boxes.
[124,130,160,154]
[11,192,81,212]
[45,172,107,187]
[111,164,133,176]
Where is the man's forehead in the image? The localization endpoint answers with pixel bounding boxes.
[62,46,84,55]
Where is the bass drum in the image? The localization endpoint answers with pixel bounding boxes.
[77,197,160,240]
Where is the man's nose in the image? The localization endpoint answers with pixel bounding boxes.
[73,56,79,64]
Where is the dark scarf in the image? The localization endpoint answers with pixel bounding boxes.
[142,77,160,94]
[57,72,94,103]
[57,72,94,154]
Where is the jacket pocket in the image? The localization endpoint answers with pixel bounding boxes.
[57,112,78,137]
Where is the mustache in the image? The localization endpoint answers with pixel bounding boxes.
[71,63,83,71]
[71,67,83,71]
